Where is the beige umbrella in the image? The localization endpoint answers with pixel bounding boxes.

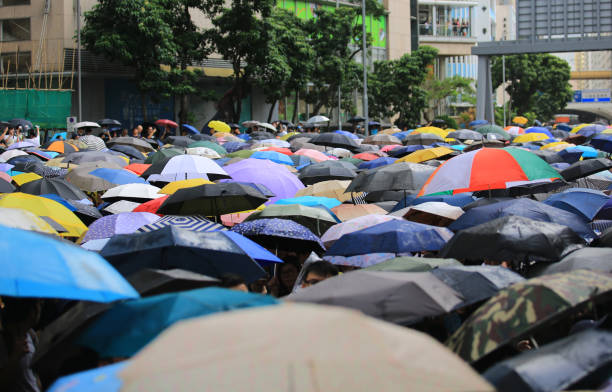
[120,304,494,392]
[363,134,402,146]
[45,157,77,169]
[392,202,465,227]
[64,166,117,192]
[331,203,387,221]
[295,180,358,202]
[0,207,60,235]
[329,147,352,158]
[379,127,401,135]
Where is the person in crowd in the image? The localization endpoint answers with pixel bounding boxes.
[120,128,129,137]
[300,261,339,289]
[267,257,301,297]
[0,297,42,392]
[24,126,40,147]
[1,126,19,147]
[219,274,248,292]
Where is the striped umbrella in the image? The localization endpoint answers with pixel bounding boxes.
[418,147,560,196]
[79,135,107,151]
[137,215,227,233]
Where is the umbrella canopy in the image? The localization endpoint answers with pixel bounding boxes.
[357,157,397,169]
[101,183,165,202]
[78,135,107,151]
[245,203,337,236]
[47,361,126,392]
[363,134,402,146]
[0,207,60,235]
[155,119,178,128]
[431,265,524,307]
[483,329,612,392]
[295,180,354,202]
[19,177,89,201]
[126,268,219,296]
[100,226,267,282]
[90,168,148,185]
[223,158,304,204]
[320,214,403,247]
[412,126,449,138]
[298,161,356,185]
[157,178,214,194]
[251,150,293,165]
[158,183,268,216]
[98,118,121,126]
[396,147,454,164]
[109,144,146,160]
[448,129,486,140]
[399,201,465,227]
[64,166,118,192]
[112,303,494,392]
[448,198,596,242]
[403,133,444,145]
[474,124,511,140]
[294,148,333,162]
[543,188,609,221]
[418,148,560,196]
[537,247,612,274]
[0,225,138,302]
[63,151,127,167]
[103,200,141,215]
[144,148,182,165]
[75,287,278,358]
[82,212,159,243]
[107,137,155,153]
[331,203,388,221]
[326,219,453,256]
[560,158,612,181]
[447,270,612,364]
[287,271,463,325]
[44,141,79,154]
[364,256,461,272]
[147,155,230,182]
[231,218,325,254]
[307,115,330,123]
[441,216,585,264]
[137,215,226,233]
[309,132,360,149]
[74,121,100,129]
[0,192,87,238]
[346,162,435,193]
[275,195,341,209]
[187,140,226,155]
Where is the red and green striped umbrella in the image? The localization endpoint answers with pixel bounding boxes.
[417,147,560,196]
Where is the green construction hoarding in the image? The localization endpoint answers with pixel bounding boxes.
[0,89,72,129]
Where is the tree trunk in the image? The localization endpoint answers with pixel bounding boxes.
[267,100,277,123]
[178,93,189,126]
[141,93,148,123]
[292,89,299,123]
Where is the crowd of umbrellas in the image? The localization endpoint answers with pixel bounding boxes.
[1,116,612,391]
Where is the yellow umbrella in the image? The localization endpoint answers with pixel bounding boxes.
[569,123,592,134]
[158,178,214,195]
[214,133,241,142]
[395,147,454,164]
[280,132,300,141]
[412,127,449,138]
[12,172,43,186]
[208,120,231,133]
[0,207,59,235]
[45,158,76,169]
[512,133,550,143]
[295,180,361,202]
[512,116,528,126]
[602,128,612,135]
[0,193,88,238]
[540,142,574,151]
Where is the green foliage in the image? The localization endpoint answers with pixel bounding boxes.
[435,115,458,129]
[491,54,573,122]
[368,45,438,128]
[425,76,475,117]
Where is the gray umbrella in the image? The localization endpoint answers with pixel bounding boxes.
[108,136,155,152]
[78,135,107,151]
[286,270,463,325]
[346,162,436,193]
[64,165,118,192]
[483,329,612,392]
[447,129,484,141]
[298,161,357,185]
[62,151,127,167]
[537,247,612,275]
[403,133,444,146]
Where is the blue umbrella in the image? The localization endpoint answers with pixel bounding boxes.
[250,150,293,165]
[448,198,596,242]
[544,188,610,221]
[451,144,467,151]
[237,133,251,141]
[0,163,14,172]
[388,145,426,157]
[82,212,160,242]
[49,132,67,141]
[589,134,612,153]
[595,198,612,220]
[216,157,232,166]
[75,287,279,358]
[556,149,583,164]
[275,195,341,209]
[100,226,267,282]
[89,168,148,185]
[181,124,200,135]
[39,193,77,211]
[47,361,126,392]
[326,219,454,256]
[556,124,572,132]
[469,120,488,128]
[392,193,475,212]
[564,145,599,159]
[0,226,139,302]
[223,141,250,153]
[231,218,325,254]
[221,231,283,265]
[109,144,146,160]
[290,154,314,167]
[358,157,397,170]
[575,124,606,137]
[525,126,553,138]
[334,130,359,139]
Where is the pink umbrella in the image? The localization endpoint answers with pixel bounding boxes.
[321,214,403,247]
[381,144,402,153]
[295,149,333,162]
[0,172,11,183]
[220,211,255,227]
[505,126,524,136]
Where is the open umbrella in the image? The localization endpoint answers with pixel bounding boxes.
[543,188,609,221]
[320,214,402,247]
[147,155,230,182]
[474,124,511,140]
[364,256,461,272]
[78,135,107,151]
[483,329,612,392]
[109,144,146,160]
[64,165,118,192]
[157,178,214,195]
[244,203,337,236]
[295,180,354,202]
[331,203,387,221]
[298,161,356,185]
[537,247,612,275]
[446,270,612,364]
[74,121,100,129]
[0,225,138,302]
[75,287,279,358]
[396,147,454,164]
[560,158,612,181]
[107,137,155,153]
[287,271,463,325]
[155,119,178,128]
[0,207,60,235]
[82,212,159,243]
[403,133,445,146]
[363,134,402,146]
[181,124,199,135]
[307,115,330,123]
[251,150,293,165]
[274,195,341,209]
[309,132,360,150]
[346,162,435,193]
[231,218,325,254]
[137,215,226,233]
[89,168,148,186]
[44,141,79,154]
[63,151,127,167]
[19,177,89,201]
[397,201,465,227]
[441,216,585,265]
[101,183,165,203]
[144,148,182,165]
[103,200,141,215]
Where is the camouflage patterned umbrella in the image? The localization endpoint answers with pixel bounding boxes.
[446,270,612,364]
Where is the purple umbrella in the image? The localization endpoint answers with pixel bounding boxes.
[81,212,159,243]
[0,163,14,172]
[223,158,305,204]
[7,141,38,150]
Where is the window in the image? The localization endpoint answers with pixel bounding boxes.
[0,0,30,6]
[0,18,30,42]
[0,51,31,73]
[418,5,473,38]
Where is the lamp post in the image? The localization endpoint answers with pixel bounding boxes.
[361,0,369,136]
[76,0,82,122]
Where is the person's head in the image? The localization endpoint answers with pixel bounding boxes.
[219,274,248,292]
[121,128,129,137]
[300,261,339,288]
[276,258,301,293]
[1,297,42,332]
[132,127,140,137]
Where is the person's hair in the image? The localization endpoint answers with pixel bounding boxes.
[1,297,38,324]
[219,273,246,288]
[301,261,339,282]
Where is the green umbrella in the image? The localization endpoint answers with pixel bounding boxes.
[226,150,254,159]
[188,141,227,155]
[364,257,461,272]
[145,148,183,165]
[339,157,363,167]
[245,203,337,236]
[446,270,612,364]
[474,125,511,140]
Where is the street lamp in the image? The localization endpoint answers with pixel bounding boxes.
[361,0,369,136]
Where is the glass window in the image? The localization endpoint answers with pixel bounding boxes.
[1,18,30,41]
[0,51,31,73]
[0,0,30,6]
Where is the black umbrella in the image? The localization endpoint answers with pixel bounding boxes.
[189,134,216,142]
[462,197,515,211]
[560,158,612,181]
[158,183,268,216]
[537,247,612,275]
[440,216,586,266]
[70,200,103,226]
[531,150,565,164]
[9,118,33,131]
[286,270,463,325]
[550,129,570,139]
[403,133,444,146]
[364,190,405,202]
[100,226,266,281]
[0,178,15,193]
[298,162,357,185]
[345,162,436,193]
[127,268,219,297]
[308,132,360,150]
[446,129,484,141]
[431,266,524,307]
[97,119,121,126]
[20,178,89,201]
[347,116,366,123]
[161,136,192,147]
[287,132,318,142]
[109,144,146,160]
[463,140,505,152]
[483,329,612,392]
[7,156,67,178]
[249,131,275,140]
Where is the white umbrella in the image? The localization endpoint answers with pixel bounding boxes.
[0,149,28,162]
[74,121,101,129]
[257,122,277,132]
[307,115,330,123]
[146,155,229,182]
[101,184,165,201]
[103,200,142,214]
[329,147,352,158]
[185,147,222,159]
[241,120,260,127]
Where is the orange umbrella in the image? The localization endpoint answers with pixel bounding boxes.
[45,141,79,154]
[123,163,151,176]
[132,195,169,215]
[353,152,381,161]
[331,204,388,221]
[261,147,293,156]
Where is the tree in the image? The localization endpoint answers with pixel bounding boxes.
[368,45,438,127]
[424,75,475,118]
[82,0,177,120]
[491,54,572,122]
